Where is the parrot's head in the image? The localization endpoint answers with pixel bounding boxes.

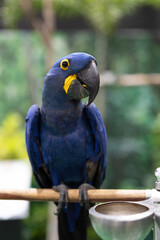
[42,52,100,107]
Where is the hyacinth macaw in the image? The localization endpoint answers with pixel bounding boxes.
[25,52,107,240]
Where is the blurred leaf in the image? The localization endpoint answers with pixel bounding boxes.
[88,226,101,240]
[0,113,27,159]
[1,0,22,27]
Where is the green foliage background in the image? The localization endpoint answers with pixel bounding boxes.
[2,0,160,33]
[1,30,160,239]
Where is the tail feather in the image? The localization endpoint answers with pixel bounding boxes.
[58,207,89,240]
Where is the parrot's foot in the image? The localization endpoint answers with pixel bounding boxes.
[79,183,95,209]
[52,184,68,215]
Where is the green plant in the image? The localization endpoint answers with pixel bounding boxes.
[0,113,27,159]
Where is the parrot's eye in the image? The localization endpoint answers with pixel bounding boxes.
[60,59,70,70]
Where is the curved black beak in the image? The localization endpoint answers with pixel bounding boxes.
[77,61,100,105]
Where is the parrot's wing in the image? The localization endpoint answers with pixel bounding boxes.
[84,103,107,188]
[25,104,53,188]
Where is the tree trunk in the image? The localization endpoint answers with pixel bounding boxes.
[19,0,56,70]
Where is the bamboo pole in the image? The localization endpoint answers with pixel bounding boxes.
[0,189,147,202]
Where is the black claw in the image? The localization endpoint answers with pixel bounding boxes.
[79,183,95,209]
[52,184,68,214]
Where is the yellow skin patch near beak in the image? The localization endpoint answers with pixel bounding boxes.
[63,74,77,94]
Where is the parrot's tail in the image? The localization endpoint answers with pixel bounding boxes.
[58,207,89,240]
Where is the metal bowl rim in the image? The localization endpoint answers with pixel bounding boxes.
[89,201,154,222]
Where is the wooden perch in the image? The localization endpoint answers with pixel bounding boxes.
[0,189,147,202]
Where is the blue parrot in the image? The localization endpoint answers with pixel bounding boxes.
[25,52,107,240]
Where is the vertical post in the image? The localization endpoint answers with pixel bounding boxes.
[95,33,107,72]
[153,217,160,240]
[46,203,58,240]
[153,168,160,240]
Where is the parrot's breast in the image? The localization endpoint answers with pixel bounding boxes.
[40,109,94,186]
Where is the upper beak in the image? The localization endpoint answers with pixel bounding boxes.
[77,60,100,105]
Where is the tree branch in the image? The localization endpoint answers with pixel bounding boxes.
[19,0,43,33]
[101,72,160,86]
[19,0,55,68]
[42,0,56,34]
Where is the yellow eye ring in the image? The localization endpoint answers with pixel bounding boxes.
[60,59,70,70]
